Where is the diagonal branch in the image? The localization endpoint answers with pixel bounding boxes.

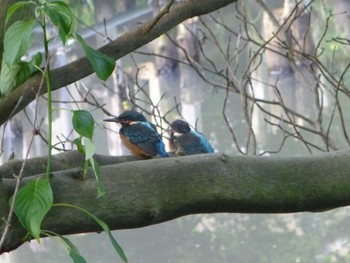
[0,0,238,126]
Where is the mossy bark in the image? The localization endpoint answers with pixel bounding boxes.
[1,151,350,253]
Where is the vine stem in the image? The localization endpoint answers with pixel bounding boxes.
[42,15,53,179]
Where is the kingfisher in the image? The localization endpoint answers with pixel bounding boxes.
[104,110,168,158]
[169,119,214,156]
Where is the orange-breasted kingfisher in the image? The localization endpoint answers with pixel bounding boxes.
[104,110,168,158]
[169,119,214,156]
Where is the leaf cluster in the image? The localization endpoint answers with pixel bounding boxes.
[0,0,115,97]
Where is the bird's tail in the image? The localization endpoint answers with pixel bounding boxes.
[157,143,169,158]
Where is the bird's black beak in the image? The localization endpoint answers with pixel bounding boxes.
[167,126,173,135]
[103,116,120,123]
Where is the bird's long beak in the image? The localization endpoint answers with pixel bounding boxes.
[167,126,173,135]
[103,116,119,123]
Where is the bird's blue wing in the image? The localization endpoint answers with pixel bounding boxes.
[121,122,167,157]
[193,130,214,153]
[174,131,214,155]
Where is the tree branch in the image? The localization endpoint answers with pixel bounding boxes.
[0,0,238,126]
[1,151,350,253]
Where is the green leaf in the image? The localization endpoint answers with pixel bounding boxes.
[71,110,103,197]
[69,250,88,263]
[5,1,37,25]
[30,51,43,68]
[90,214,127,262]
[42,1,76,44]
[0,61,21,96]
[72,110,94,139]
[73,138,85,155]
[0,52,42,97]
[79,137,104,197]
[89,158,105,197]
[82,137,95,160]
[82,159,88,177]
[52,235,87,263]
[3,20,36,65]
[55,204,128,263]
[14,62,36,88]
[75,34,115,80]
[10,178,53,240]
[15,53,42,86]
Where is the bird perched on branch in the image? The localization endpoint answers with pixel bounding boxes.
[104,110,168,158]
[169,119,214,156]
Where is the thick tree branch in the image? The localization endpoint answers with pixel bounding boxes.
[0,0,238,126]
[1,151,350,253]
[0,150,141,179]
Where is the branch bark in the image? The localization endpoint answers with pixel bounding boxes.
[1,150,350,253]
[0,0,238,126]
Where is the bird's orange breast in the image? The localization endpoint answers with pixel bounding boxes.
[120,133,151,158]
